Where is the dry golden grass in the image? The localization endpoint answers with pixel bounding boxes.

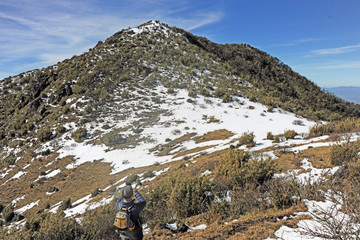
[157,133,197,156]
[274,145,333,173]
[144,203,308,239]
[193,129,234,144]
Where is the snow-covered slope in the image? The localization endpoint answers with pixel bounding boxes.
[52,86,315,174]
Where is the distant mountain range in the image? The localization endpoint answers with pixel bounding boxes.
[325,86,360,104]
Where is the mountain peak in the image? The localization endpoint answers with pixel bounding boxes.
[124,20,170,36]
[137,20,161,28]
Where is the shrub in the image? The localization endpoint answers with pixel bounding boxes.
[273,136,280,143]
[102,131,126,146]
[37,127,52,142]
[35,213,83,239]
[2,205,14,222]
[330,139,360,165]
[215,149,277,188]
[2,154,16,166]
[56,125,66,134]
[142,184,173,230]
[284,130,297,139]
[222,94,232,103]
[101,124,111,130]
[292,119,304,126]
[122,160,130,165]
[25,214,46,231]
[59,98,67,106]
[71,127,87,142]
[91,188,103,197]
[62,106,70,114]
[264,178,301,209]
[125,174,138,183]
[142,170,155,179]
[309,118,360,137]
[59,198,72,211]
[237,132,256,148]
[230,185,263,217]
[266,132,274,140]
[168,175,213,219]
[81,206,118,239]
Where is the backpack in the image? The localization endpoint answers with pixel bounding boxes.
[114,203,136,231]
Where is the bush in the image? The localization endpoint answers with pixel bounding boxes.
[71,127,87,142]
[330,139,360,166]
[215,149,277,188]
[283,130,297,139]
[34,213,83,240]
[309,118,360,137]
[2,154,16,166]
[230,185,263,217]
[91,188,103,197]
[222,94,232,103]
[142,184,173,230]
[142,170,155,179]
[237,132,256,148]
[168,175,213,219]
[292,120,304,126]
[102,131,126,147]
[56,125,66,134]
[264,178,301,209]
[273,136,280,143]
[266,132,274,140]
[37,127,52,142]
[81,206,118,239]
[2,205,14,222]
[25,214,46,231]
[59,198,72,211]
[125,174,138,183]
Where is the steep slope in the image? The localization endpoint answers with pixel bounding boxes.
[177,29,360,120]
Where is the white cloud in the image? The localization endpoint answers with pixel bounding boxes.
[294,61,360,70]
[0,0,224,78]
[276,38,318,47]
[312,43,360,55]
[167,11,224,31]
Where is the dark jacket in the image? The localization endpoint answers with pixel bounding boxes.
[115,191,146,240]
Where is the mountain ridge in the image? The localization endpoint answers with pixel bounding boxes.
[1,20,360,239]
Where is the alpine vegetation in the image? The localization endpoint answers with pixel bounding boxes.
[1,21,360,239]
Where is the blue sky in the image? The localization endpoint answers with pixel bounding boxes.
[0,0,359,87]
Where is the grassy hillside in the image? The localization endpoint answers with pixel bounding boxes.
[179,29,360,120]
[1,21,360,239]
[1,21,359,144]
[2,122,360,239]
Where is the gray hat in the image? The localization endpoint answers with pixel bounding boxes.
[121,185,133,199]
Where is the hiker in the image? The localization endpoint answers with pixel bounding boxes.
[115,183,146,240]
